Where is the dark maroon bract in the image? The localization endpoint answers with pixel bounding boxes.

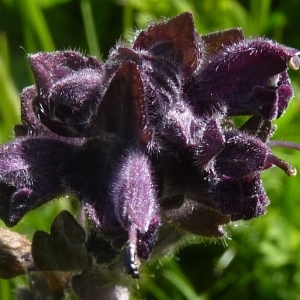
[0,12,299,280]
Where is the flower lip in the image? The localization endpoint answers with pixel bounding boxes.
[186,38,299,120]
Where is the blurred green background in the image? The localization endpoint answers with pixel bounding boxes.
[1,0,300,299]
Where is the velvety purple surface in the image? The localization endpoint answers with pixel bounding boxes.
[0,12,299,277]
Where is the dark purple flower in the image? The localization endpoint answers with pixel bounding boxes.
[132,11,201,77]
[28,51,104,136]
[0,137,76,226]
[110,151,159,234]
[0,12,299,292]
[186,34,300,119]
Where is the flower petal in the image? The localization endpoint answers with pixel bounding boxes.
[133,12,200,77]
[214,131,268,178]
[202,27,244,58]
[212,175,269,220]
[95,61,146,141]
[164,199,230,237]
[186,38,298,119]
[29,51,102,95]
[110,151,158,233]
[0,137,77,226]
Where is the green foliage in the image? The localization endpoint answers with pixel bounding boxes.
[0,34,19,142]
[1,0,300,299]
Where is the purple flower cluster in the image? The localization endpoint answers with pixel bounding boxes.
[0,12,299,278]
